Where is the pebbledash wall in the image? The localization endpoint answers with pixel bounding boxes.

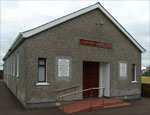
[3,3,145,109]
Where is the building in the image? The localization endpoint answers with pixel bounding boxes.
[146,66,150,71]
[3,3,146,109]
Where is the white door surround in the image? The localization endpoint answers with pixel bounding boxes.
[99,62,110,97]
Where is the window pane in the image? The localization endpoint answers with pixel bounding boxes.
[17,53,19,77]
[132,64,136,81]
[39,59,45,65]
[39,66,45,81]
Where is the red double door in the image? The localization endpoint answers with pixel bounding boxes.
[83,61,99,98]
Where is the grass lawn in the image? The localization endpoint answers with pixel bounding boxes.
[141,76,150,84]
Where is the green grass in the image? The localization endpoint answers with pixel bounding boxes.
[141,76,150,84]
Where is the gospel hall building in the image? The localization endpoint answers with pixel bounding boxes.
[3,2,145,108]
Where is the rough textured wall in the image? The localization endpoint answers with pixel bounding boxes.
[3,41,27,106]
[25,9,141,103]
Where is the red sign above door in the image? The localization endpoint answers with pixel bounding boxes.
[80,39,113,49]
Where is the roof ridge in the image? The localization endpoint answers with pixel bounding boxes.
[22,2,100,34]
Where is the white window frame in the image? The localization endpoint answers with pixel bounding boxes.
[131,64,137,83]
[9,58,10,75]
[16,53,19,77]
[4,60,6,74]
[36,58,49,86]
[6,60,8,75]
[11,57,12,75]
[13,56,15,76]
[8,59,9,75]
[11,57,13,76]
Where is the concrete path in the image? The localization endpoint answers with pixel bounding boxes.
[0,81,65,115]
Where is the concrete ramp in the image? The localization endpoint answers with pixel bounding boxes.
[59,97,131,114]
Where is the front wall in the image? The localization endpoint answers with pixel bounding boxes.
[25,9,141,103]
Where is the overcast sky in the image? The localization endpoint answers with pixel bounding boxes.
[0,0,150,69]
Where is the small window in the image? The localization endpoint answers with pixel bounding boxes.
[11,56,14,76]
[9,58,11,75]
[16,53,19,77]
[132,64,136,82]
[4,61,6,74]
[11,57,13,76]
[38,58,46,82]
[7,60,9,75]
[13,56,15,76]
[6,60,8,75]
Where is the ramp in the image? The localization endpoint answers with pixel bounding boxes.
[59,97,131,114]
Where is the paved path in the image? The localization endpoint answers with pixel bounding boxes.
[0,81,150,115]
[0,81,65,115]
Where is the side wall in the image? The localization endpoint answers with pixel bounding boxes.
[3,41,27,106]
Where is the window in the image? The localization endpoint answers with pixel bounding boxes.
[11,57,13,75]
[9,58,10,75]
[13,56,15,76]
[132,64,137,82]
[38,58,46,82]
[6,60,8,75]
[16,53,19,77]
[119,62,127,78]
[12,57,13,76]
[8,59,9,75]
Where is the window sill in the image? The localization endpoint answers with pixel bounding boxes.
[36,82,49,86]
[131,81,138,83]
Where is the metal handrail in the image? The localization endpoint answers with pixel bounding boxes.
[57,87,105,99]
[57,87,105,111]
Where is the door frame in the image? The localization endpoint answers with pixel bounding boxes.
[99,62,110,97]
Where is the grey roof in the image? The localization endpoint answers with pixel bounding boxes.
[3,2,146,61]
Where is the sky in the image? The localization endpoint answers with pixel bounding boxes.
[0,0,150,69]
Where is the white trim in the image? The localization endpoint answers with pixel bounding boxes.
[36,82,49,86]
[13,56,15,76]
[11,57,13,76]
[132,64,137,82]
[8,58,11,75]
[99,63,110,97]
[6,59,8,76]
[131,81,138,83]
[16,53,19,77]
[22,3,145,53]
